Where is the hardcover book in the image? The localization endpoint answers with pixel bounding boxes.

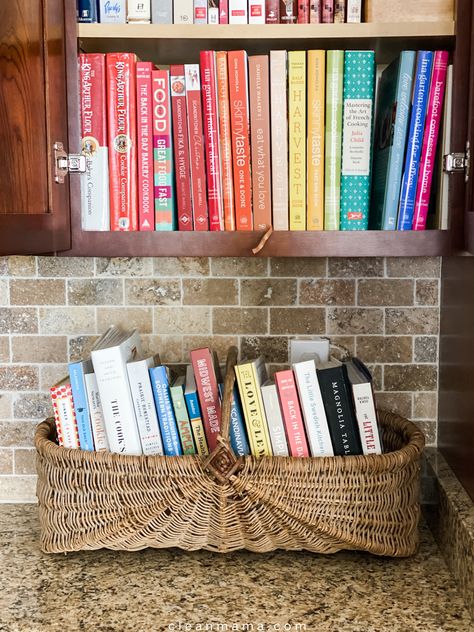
[431,64,453,231]
[149,365,182,456]
[412,50,449,231]
[219,0,229,22]
[324,50,344,230]
[398,51,434,231]
[249,0,265,23]
[346,0,361,22]
[174,0,194,22]
[344,358,383,455]
[288,51,306,230]
[151,0,172,22]
[184,364,209,455]
[127,356,165,455]
[208,0,220,24]
[297,0,310,23]
[216,52,236,231]
[340,51,375,231]
[91,328,143,455]
[77,0,98,22]
[152,69,177,230]
[310,0,322,22]
[235,357,273,457]
[249,55,272,230]
[98,0,126,23]
[270,50,289,230]
[261,381,289,456]
[200,51,225,230]
[274,370,309,457]
[84,372,109,452]
[317,359,363,456]
[229,0,248,23]
[127,0,151,22]
[266,0,280,23]
[370,51,416,230]
[280,0,297,23]
[170,65,193,230]
[194,0,208,23]
[79,53,110,231]
[307,50,325,231]
[293,360,333,456]
[106,53,138,231]
[190,347,222,451]
[136,61,154,231]
[228,50,253,230]
[218,383,251,456]
[334,0,344,22]
[50,378,80,449]
[170,376,196,455]
[185,64,209,230]
[321,0,333,22]
[69,358,95,451]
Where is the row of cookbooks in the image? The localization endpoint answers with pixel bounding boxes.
[80,47,451,234]
[77,0,363,24]
[50,328,382,458]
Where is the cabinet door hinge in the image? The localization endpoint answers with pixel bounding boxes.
[443,142,470,183]
[54,142,86,183]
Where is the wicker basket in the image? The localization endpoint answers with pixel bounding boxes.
[35,347,425,556]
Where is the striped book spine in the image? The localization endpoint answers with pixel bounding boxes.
[324,50,344,230]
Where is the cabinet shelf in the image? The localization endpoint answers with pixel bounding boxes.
[77,22,455,40]
[63,229,454,258]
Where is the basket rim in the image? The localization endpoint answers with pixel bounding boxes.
[35,409,425,473]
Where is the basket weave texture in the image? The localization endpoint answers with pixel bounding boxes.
[35,348,425,557]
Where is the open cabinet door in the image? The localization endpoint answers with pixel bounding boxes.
[0,0,73,255]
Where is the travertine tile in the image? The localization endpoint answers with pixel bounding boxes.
[327,308,384,335]
[13,393,51,420]
[328,258,384,278]
[384,364,437,391]
[10,279,65,305]
[270,307,325,335]
[97,307,152,334]
[0,280,8,306]
[0,476,36,501]
[267,363,290,378]
[39,307,96,335]
[67,279,123,306]
[12,336,67,364]
[183,279,238,306]
[241,336,289,363]
[0,337,9,363]
[211,258,268,277]
[358,279,413,306]
[0,394,12,419]
[300,279,355,306]
[40,365,68,390]
[153,257,209,277]
[183,335,238,364]
[366,364,383,392]
[68,335,99,362]
[356,335,412,363]
[414,392,438,419]
[385,308,439,335]
[213,307,268,335]
[0,421,37,446]
[386,257,441,278]
[241,279,297,306]
[414,336,438,363]
[414,420,437,446]
[0,308,38,334]
[0,367,38,391]
[0,449,13,474]
[328,336,356,359]
[37,257,94,277]
[96,257,153,277]
[374,392,412,419]
[154,307,210,334]
[270,257,327,277]
[13,449,36,475]
[0,256,36,277]
[416,279,440,306]
[141,335,183,363]
[125,279,181,305]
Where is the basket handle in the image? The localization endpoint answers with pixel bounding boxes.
[219,345,239,445]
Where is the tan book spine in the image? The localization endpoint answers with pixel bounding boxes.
[270,50,289,230]
[288,50,306,230]
[307,50,325,230]
[249,55,272,230]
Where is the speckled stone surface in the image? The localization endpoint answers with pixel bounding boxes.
[0,505,472,632]
[423,448,474,622]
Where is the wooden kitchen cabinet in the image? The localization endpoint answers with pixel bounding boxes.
[1,1,474,256]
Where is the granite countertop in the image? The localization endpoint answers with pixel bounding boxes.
[0,505,472,632]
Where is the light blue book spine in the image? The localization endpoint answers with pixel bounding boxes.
[218,384,250,457]
[340,51,375,230]
[398,51,434,230]
[382,51,416,229]
[69,361,94,451]
[149,366,182,456]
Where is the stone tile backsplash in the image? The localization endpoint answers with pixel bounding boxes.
[0,255,441,501]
